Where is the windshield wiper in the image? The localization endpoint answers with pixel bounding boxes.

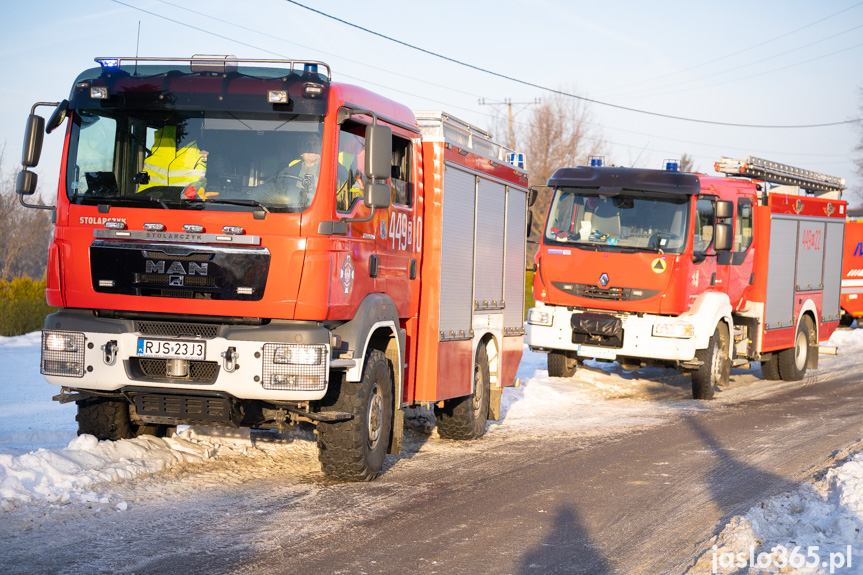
[87,195,168,209]
[191,198,271,213]
[617,245,664,254]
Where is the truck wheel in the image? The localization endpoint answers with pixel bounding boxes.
[548,351,577,378]
[76,398,174,440]
[760,354,781,380]
[317,349,393,481]
[840,311,854,328]
[691,323,730,400]
[435,344,491,440]
[76,398,136,440]
[778,316,813,381]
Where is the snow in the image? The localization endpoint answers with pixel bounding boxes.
[688,325,863,574]
[4,324,863,574]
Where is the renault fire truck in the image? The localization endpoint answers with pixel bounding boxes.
[525,156,846,399]
[840,209,863,326]
[16,56,529,481]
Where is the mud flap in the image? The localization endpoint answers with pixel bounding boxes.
[489,387,502,421]
[388,408,404,455]
[808,344,819,369]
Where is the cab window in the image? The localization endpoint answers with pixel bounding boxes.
[693,197,716,252]
[734,200,754,252]
[390,136,412,207]
[337,121,367,212]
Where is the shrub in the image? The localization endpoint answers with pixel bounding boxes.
[0,277,56,336]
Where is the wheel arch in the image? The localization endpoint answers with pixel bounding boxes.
[684,291,734,357]
[474,331,500,393]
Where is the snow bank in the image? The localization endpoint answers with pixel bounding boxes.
[686,327,863,574]
[690,450,863,574]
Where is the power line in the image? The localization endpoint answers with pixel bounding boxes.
[609,23,863,101]
[283,0,861,129]
[108,0,860,165]
[599,1,863,96]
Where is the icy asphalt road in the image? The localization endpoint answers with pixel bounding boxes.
[2,335,863,574]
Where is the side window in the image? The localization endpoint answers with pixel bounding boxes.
[694,197,716,252]
[390,136,412,206]
[337,122,367,212]
[734,200,754,252]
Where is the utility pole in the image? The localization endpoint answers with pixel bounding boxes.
[478,98,541,149]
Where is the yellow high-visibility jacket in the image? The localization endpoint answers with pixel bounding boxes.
[137,126,207,192]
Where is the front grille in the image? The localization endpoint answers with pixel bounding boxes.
[130,357,219,383]
[137,321,219,339]
[582,286,626,300]
[552,282,659,302]
[138,274,216,287]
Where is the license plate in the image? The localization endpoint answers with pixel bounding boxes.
[577,344,616,360]
[137,338,206,360]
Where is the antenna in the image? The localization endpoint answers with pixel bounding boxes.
[135,21,141,74]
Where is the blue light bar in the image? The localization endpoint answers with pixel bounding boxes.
[304,63,318,75]
[97,58,120,68]
[589,156,603,167]
[665,161,679,172]
[507,153,525,169]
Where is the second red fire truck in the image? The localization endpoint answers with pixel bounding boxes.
[526,156,846,399]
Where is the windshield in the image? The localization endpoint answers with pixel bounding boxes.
[544,187,690,254]
[66,109,324,213]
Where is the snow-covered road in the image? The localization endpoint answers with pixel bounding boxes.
[3,328,863,573]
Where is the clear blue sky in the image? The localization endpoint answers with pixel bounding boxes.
[2,0,861,199]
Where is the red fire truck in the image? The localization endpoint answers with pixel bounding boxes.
[525,156,846,399]
[16,56,529,481]
[840,209,863,326]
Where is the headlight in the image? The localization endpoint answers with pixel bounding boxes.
[42,331,85,378]
[272,345,322,365]
[263,343,327,392]
[652,322,695,338]
[45,332,79,352]
[527,308,553,326]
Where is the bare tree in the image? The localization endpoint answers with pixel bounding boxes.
[0,145,54,280]
[518,91,605,261]
[678,153,696,173]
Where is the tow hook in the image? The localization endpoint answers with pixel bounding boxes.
[101,340,118,366]
[222,346,239,372]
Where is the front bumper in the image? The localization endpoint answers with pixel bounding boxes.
[524,305,697,362]
[40,309,334,401]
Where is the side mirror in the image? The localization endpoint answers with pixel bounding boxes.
[527,188,538,207]
[364,124,392,180]
[22,114,46,168]
[714,222,733,251]
[16,169,38,196]
[526,209,534,237]
[45,100,69,134]
[364,182,391,209]
[715,200,734,220]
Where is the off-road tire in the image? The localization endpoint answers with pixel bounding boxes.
[760,354,781,380]
[76,398,174,440]
[691,323,730,400]
[317,349,394,481]
[76,398,136,440]
[435,345,491,440]
[548,350,577,378]
[778,315,813,381]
